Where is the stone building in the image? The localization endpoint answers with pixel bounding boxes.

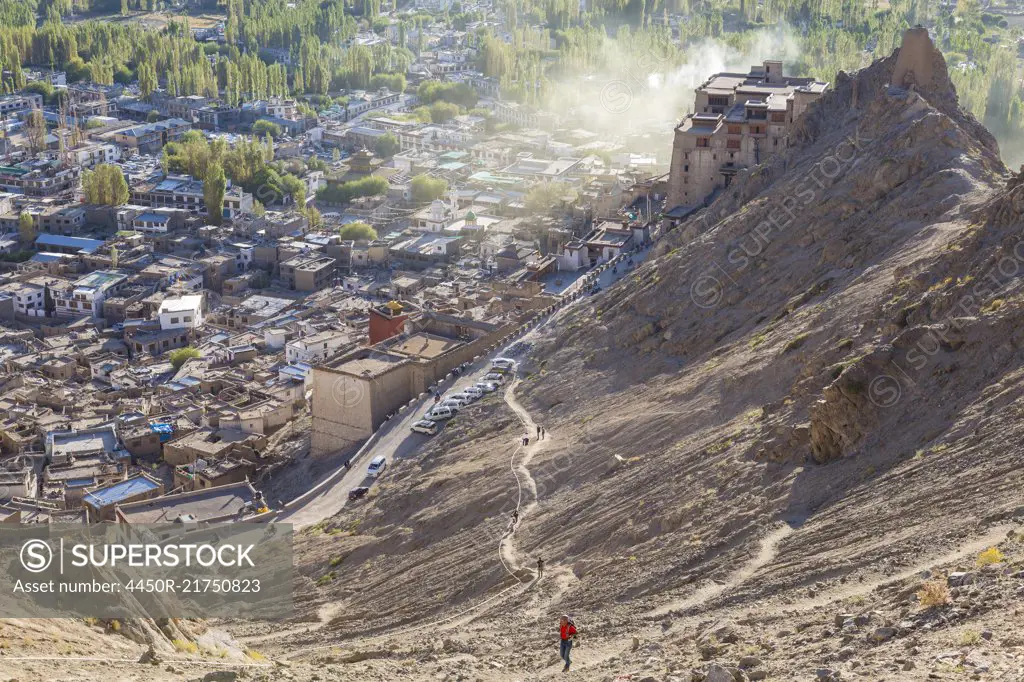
[667,60,829,210]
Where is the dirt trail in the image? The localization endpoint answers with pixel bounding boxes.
[281,376,551,661]
[498,377,545,576]
[757,523,1015,616]
[645,522,1014,624]
[648,522,797,619]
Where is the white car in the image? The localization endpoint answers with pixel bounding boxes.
[491,358,516,372]
[425,406,454,421]
[367,456,387,478]
[439,399,464,412]
[411,419,439,435]
[450,392,477,403]
[483,372,506,384]
[463,386,484,398]
[475,381,499,393]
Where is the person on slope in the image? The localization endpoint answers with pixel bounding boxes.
[558,614,577,672]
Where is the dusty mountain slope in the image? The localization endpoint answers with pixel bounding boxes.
[516,27,1020,610]
[11,31,1024,682]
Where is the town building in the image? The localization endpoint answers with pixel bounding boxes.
[279,253,336,291]
[52,270,129,319]
[129,174,253,220]
[106,118,192,153]
[285,330,352,365]
[157,295,204,330]
[0,160,80,198]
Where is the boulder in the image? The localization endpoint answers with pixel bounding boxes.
[871,626,897,643]
[704,665,738,682]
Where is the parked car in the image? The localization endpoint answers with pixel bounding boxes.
[367,456,387,478]
[463,386,484,398]
[439,399,464,412]
[411,419,439,435]
[348,486,370,501]
[449,392,476,403]
[425,406,454,421]
[476,381,499,393]
[590,285,602,295]
[483,372,506,384]
[491,358,516,372]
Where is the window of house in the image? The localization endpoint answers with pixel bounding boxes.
[171,317,179,324]
[728,125,741,135]
[771,112,786,123]
[727,139,741,149]
[183,316,192,323]
[696,137,710,148]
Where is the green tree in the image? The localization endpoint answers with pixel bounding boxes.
[316,175,388,204]
[427,101,460,123]
[281,172,306,207]
[169,346,201,369]
[338,221,377,240]
[82,165,130,206]
[18,213,36,246]
[138,62,157,100]
[307,205,323,230]
[252,119,283,138]
[26,109,46,155]
[204,162,227,225]
[374,132,400,158]
[410,174,448,203]
[525,182,574,213]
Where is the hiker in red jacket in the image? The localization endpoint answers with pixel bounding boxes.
[559,614,577,672]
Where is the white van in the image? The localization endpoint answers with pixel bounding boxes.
[438,399,463,413]
[425,406,454,421]
[367,456,387,478]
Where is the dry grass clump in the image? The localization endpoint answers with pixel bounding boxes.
[917,579,951,607]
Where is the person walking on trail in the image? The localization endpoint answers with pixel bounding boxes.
[541,426,546,440]
[522,435,529,446]
[559,615,577,672]
[536,425,541,439]
[536,556,544,579]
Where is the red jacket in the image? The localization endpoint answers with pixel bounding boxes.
[560,623,577,640]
